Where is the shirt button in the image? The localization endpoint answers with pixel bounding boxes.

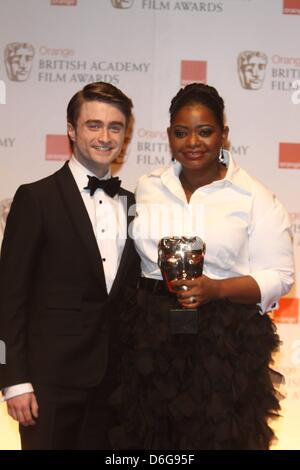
[99,200,102,204]
[101,229,105,233]
[102,258,106,262]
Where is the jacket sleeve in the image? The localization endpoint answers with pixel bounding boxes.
[0,185,43,389]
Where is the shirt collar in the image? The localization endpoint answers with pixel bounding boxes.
[152,150,251,196]
[68,155,111,194]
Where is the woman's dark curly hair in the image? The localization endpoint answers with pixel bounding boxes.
[169,82,225,129]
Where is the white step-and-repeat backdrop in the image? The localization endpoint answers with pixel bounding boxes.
[0,0,299,450]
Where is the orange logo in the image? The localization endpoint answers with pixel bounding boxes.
[46,135,72,161]
[273,298,299,324]
[279,143,300,169]
[283,0,300,14]
[181,60,207,86]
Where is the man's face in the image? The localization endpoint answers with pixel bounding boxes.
[240,56,267,90]
[67,101,126,177]
[7,46,34,81]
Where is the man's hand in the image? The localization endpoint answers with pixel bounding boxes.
[6,392,39,426]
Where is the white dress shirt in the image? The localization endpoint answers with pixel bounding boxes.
[132,150,294,314]
[3,156,126,401]
[68,156,126,292]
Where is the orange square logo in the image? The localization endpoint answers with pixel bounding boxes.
[51,0,77,5]
[46,135,72,161]
[283,0,300,14]
[273,298,299,324]
[181,60,207,86]
[279,143,300,169]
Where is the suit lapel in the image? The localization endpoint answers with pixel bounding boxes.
[54,163,107,293]
[109,189,135,298]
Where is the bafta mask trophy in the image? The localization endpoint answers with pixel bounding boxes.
[158,236,205,334]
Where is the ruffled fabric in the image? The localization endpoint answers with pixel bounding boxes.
[109,290,282,450]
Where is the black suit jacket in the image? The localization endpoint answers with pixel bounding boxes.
[0,163,139,389]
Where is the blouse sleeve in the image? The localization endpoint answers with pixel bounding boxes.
[249,192,294,313]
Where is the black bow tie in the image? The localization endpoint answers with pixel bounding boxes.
[84,175,121,198]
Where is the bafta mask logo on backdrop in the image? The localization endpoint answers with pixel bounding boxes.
[283,0,300,15]
[111,0,134,9]
[50,0,77,5]
[4,42,35,82]
[237,51,268,90]
[181,60,207,86]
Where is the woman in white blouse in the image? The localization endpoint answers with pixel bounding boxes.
[113,83,294,450]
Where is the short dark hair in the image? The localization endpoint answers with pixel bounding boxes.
[169,83,225,129]
[67,81,133,128]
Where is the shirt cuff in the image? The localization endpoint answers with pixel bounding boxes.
[251,270,282,314]
[2,383,34,401]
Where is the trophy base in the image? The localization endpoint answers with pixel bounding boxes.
[169,308,198,335]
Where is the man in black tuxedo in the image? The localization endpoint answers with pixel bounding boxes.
[0,82,140,449]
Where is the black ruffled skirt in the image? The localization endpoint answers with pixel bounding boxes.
[109,289,282,450]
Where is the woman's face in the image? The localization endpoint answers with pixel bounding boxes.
[168,103,228,173]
